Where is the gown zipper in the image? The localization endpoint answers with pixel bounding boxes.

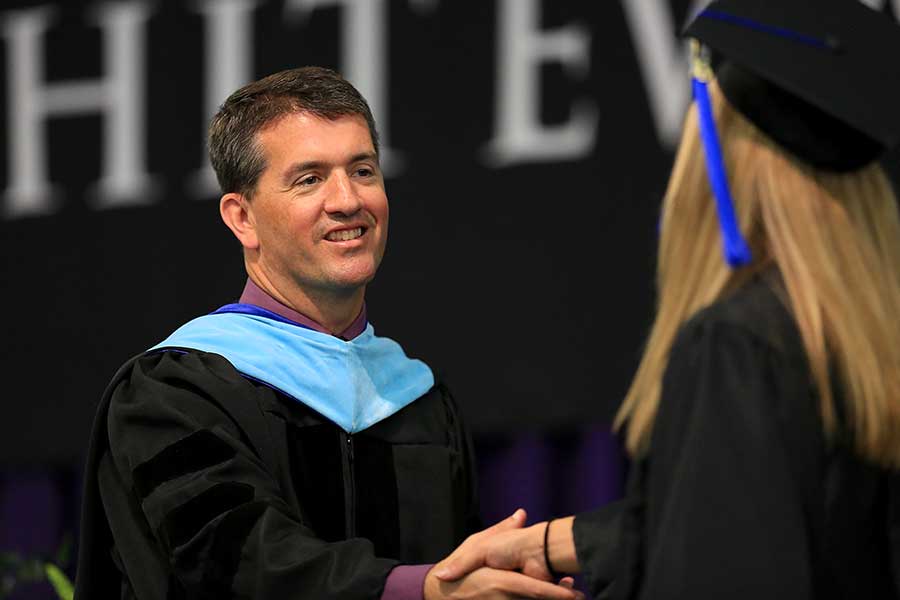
[342,431,356,537]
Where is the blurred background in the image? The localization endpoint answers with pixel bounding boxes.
[0,0,897,597]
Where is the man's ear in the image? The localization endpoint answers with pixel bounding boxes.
[220,192,259,250]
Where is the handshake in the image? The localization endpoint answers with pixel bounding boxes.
[423,509,583,600]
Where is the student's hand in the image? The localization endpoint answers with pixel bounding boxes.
[432,514,579,584]
[428,509,546,583]
[423,565,583,600]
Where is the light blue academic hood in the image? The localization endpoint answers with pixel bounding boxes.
[149,306,435,434]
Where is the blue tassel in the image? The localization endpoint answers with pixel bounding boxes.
[692,77,753,268]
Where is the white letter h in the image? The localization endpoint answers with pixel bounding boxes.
[1,3,153,218]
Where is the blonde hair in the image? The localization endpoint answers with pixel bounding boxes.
[615,81,900,467]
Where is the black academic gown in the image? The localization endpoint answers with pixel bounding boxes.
[74,349,480,599]
[574,275,900,599]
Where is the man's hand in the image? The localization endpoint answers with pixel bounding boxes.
[423,566,582,600]
[422,509,581,599]
[430,510,551,583]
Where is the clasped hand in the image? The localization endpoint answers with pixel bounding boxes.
[423,509,582,600]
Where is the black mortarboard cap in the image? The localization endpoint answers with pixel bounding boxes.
[684,0,900,171]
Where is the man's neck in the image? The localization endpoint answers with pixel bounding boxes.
[246,269,365,336]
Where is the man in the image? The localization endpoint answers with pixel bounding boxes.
[73,66,579,600]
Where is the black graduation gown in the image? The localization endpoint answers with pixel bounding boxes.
[74,349,480,599]
[574,276,900,599]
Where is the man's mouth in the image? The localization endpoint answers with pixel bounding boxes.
[326,227,365,242]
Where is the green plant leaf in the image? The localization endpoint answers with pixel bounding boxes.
[44,564,73,600]
[55,535,72,567]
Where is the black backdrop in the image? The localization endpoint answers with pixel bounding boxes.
[1,0,898,466]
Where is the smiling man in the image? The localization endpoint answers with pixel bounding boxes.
[221,107,388,336]
[73,67,580,600]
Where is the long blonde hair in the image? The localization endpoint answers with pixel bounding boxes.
[615,81,900,467]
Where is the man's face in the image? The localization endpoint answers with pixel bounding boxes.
[248,112,388,297]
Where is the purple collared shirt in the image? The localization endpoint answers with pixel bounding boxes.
[239,278,367,340]
[238,278,432,599]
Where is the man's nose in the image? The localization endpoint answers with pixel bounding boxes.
[325,171,362,215]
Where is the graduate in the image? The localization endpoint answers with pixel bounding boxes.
[433,0,900,597]
[73,67,582,600]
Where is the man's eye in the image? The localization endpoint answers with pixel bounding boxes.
[297,175,321,186]
[355,167,374,177]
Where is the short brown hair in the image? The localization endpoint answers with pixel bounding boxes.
[208,66,379,198]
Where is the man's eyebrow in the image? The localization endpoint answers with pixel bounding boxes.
[349,152,378,164]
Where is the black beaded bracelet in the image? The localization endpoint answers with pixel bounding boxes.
[543,518,563,580]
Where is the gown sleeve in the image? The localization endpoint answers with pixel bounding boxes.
[635,317,816,600]
[102,349,398,599]
[572,500,624,598]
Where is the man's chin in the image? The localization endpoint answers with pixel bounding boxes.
[326,271,377,294]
